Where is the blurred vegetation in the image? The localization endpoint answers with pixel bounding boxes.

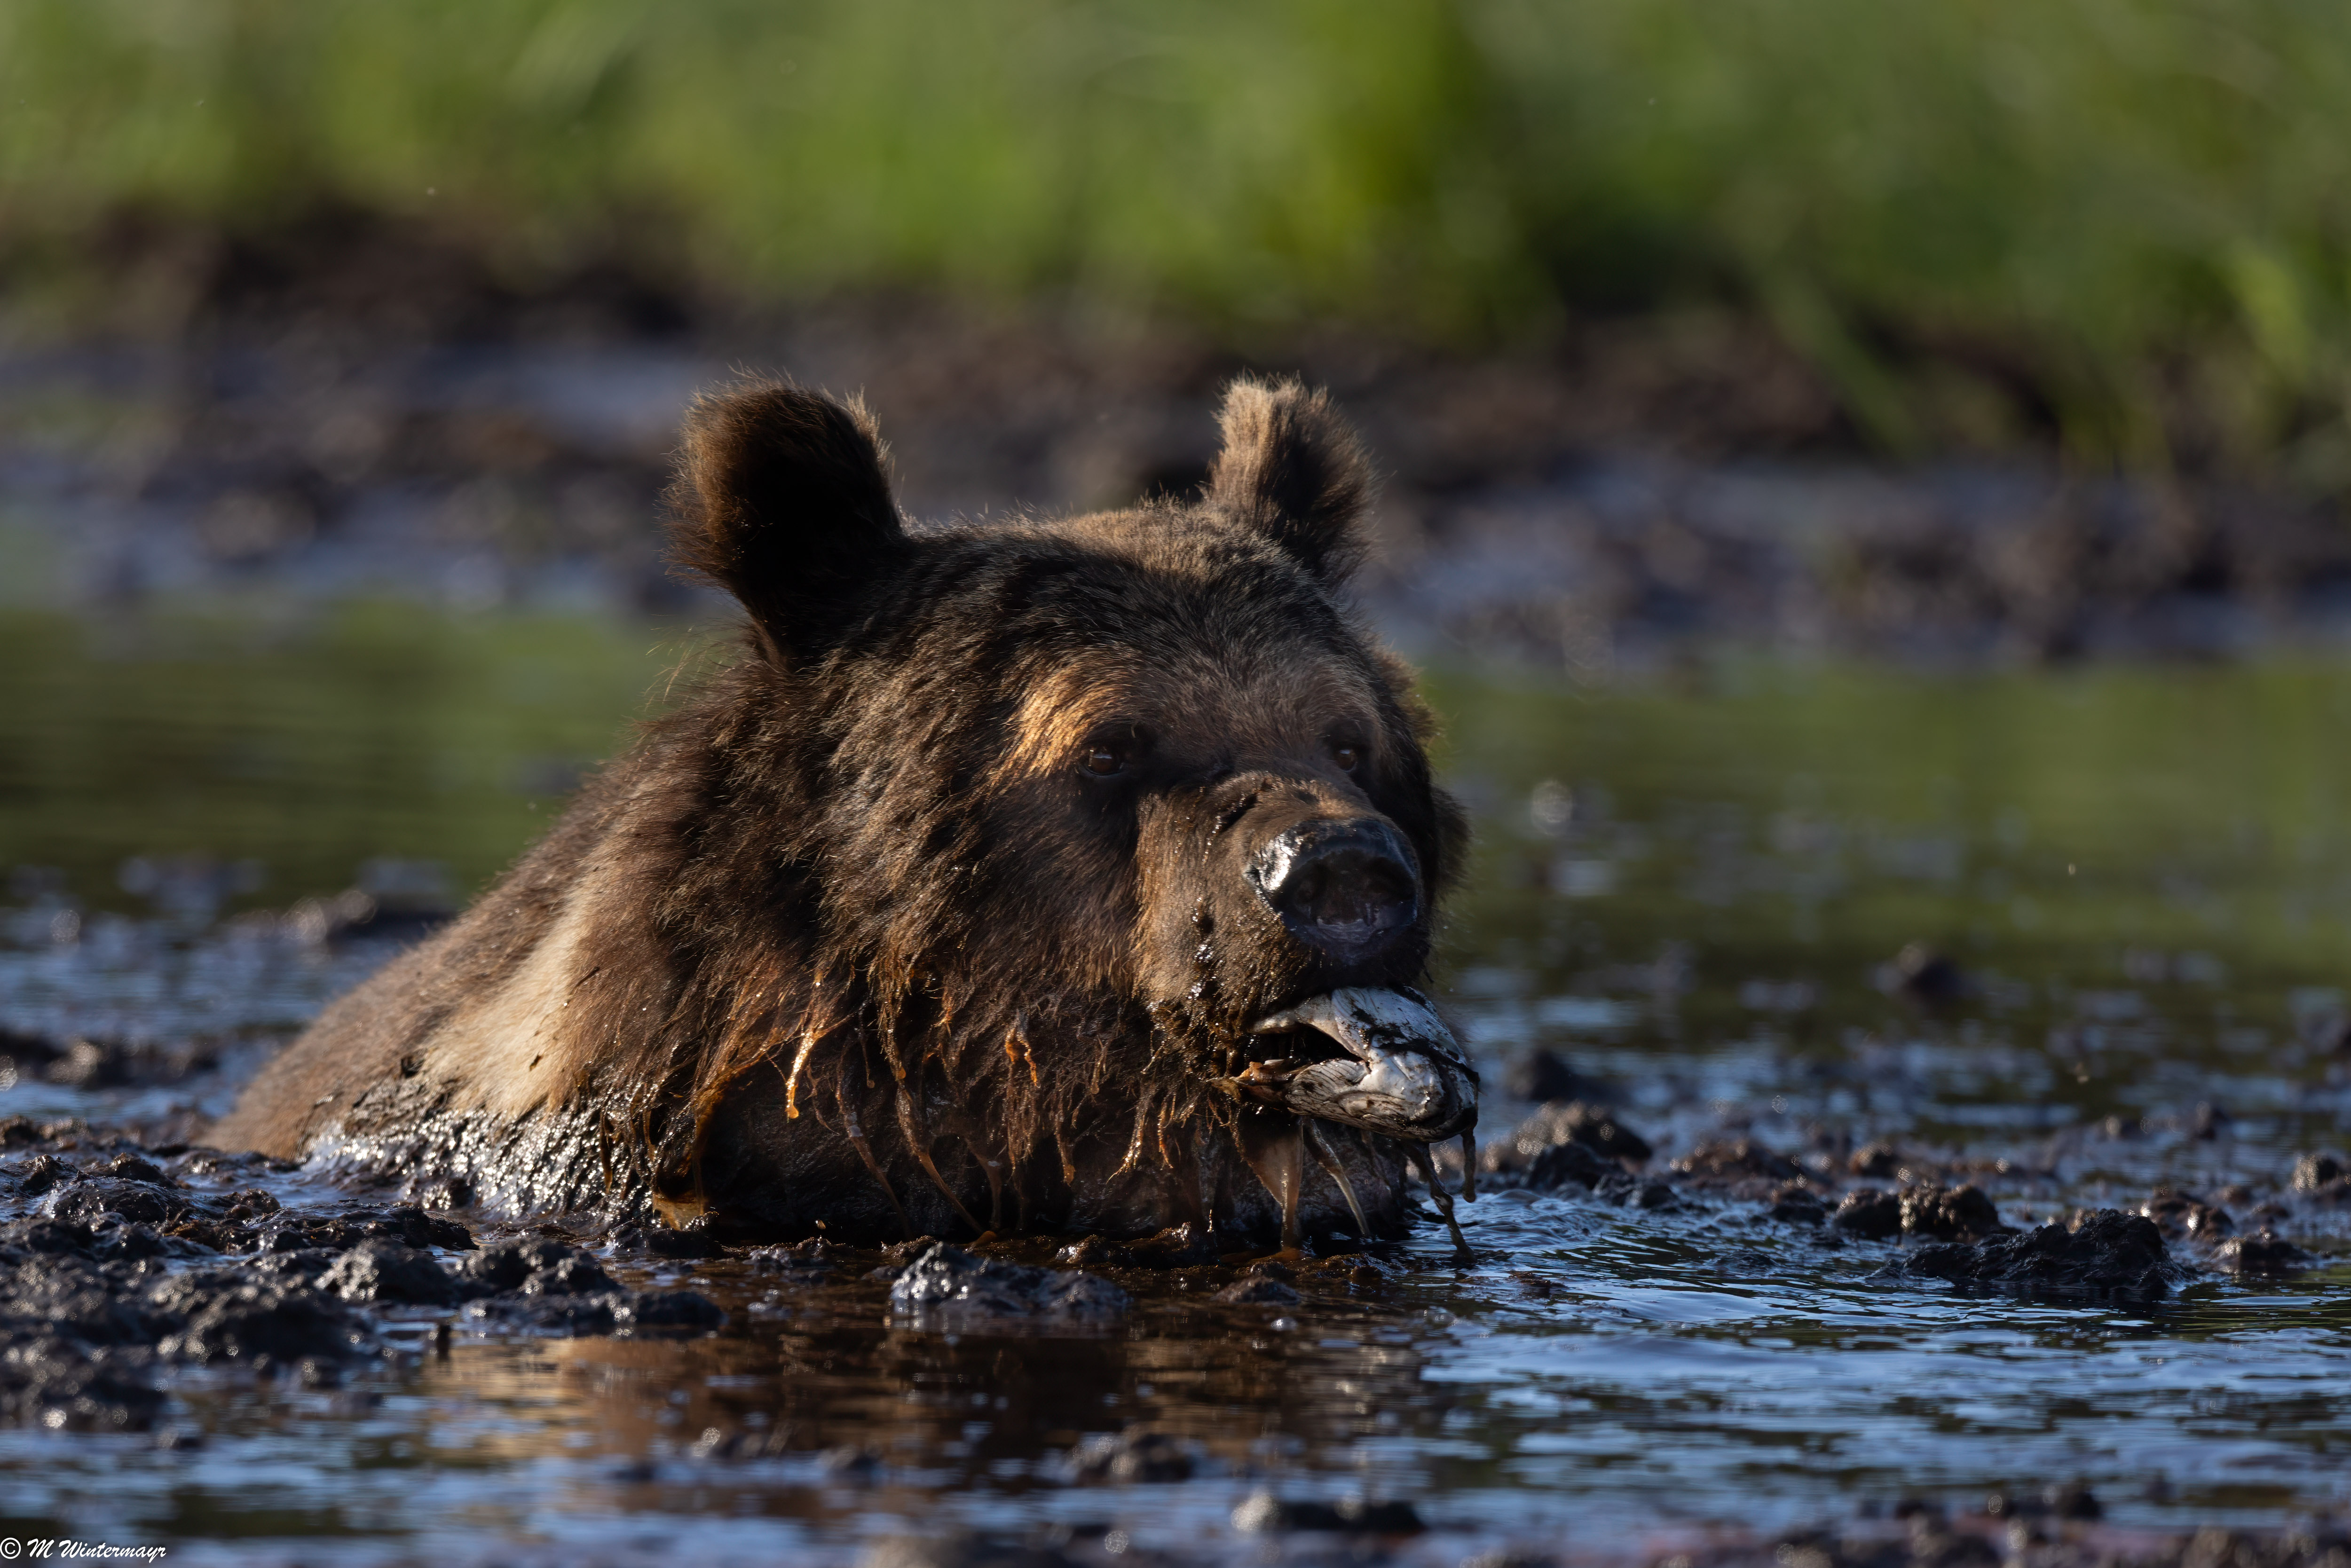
[2,0,2350,474]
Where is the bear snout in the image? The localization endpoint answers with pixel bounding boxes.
[1247,818,1421,960]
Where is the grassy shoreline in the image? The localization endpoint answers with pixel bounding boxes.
[4,2,2349,480]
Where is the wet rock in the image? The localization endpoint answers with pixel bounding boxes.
[1848,1142,1932,1181]
[1215,1276,1304,1305]
[613,1291,726,1332]
[1062,1426,1199,1483]
[15,1155,76,1197]
[1833,1190,1904,1238]
[1520,1138,1610,1192]
[2142,1187,2234,1241]
[88,1153,175,1186]
[1893,1209,2183,1300]
[888,1243,1128,1327]
[1671,1139,1800,1195]
[607,1221,721,1260]
[1526,1100,1652,1164]
[43,1179,180,1228]
[1232,1490,1424,1533]
[1898,1184,2007,1241]
[364,1205,475,1252]
[1877,943,1970,1005]
[0,1333,166,1431]
[746,1237,833,1275]
[1503,1049,1612,1104]
[1765,1185,1828,1226]
[149,1273,371,1363]
[247,1249,339,1286]
[1594,1173,1678,1210]
[2289,1152,2351,1201]
[456,1237,608,1296]
[2210,1233,2312,1276]
[321,1239,460,1306]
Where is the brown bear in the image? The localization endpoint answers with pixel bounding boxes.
[210,377,1478,1248]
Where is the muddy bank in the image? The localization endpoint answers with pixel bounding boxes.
[0,1116,722,1434]
[5,225,2346,664]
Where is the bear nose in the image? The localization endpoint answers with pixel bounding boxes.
[1248,819,1420,956]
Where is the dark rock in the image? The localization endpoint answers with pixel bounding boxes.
[1892,1209,2182,1300]
[473,1292,620,1335]
[1833,1190,1903,1239]
[44,1179,177,1228]
[2043,1482,2103,1520]
[88,1154,174,1186]
[364,1205,474,1252]
[321,1239,460,1306]
[0,1332,166,1431]
[1063,1427,1199,1483]
[1847,1142,1926,1180]
[16,1155,76,1197]
[888,1243,1128,1327]
[609,1221,720,1260]
[1671,1138,1799,1193]
[1765,1185,1827,1226]
[2210,1234,2313,1276]
[2290,1152,2346,1192]
[1594,1174,1678,1210]
[3,1217,97,1256]
[747,1237,832,1275]
[1877,943,1970,1005]
[457,1237,607,1296]
[518,1251,614,1296]
[1503,1049,1609,1104]
[2142,1187,2233,1241]
[246,1249,339,1286]
[91,1221,169,1262]
[150,1275,370,1363]
[613,1290,726,1331]
[1522,1138,1610,1192]
[1231,1490,1423,1533]
[1214,1276,1303,1305]
[220,1188,280,1223]
[1899,1184,2006,1241]
[1531,1101,1651,1163]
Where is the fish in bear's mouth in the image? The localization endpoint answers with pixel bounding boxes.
[1217,986,1483,1251]
[1236,986,1478,1144]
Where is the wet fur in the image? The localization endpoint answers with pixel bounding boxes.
[212,378,1467,1243]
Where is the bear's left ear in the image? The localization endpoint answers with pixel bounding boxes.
[1204,377,1375,582]
[667,379,909,664]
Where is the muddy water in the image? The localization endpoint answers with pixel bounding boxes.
[2,604,2349,1565]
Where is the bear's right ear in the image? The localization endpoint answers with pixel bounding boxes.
[1204,377,1375,583]
[666,380,908,664]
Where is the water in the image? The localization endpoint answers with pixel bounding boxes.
[2,602,2349,1564]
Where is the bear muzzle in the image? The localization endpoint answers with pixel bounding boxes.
[1247,818,1421,962]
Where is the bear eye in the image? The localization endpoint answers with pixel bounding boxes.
[1331,741,1363,772]
[1083,747,1125,778]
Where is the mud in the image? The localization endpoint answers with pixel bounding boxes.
[0,1119,722,1433]
[886,1244,1130,1330]
[7,224,2350,668]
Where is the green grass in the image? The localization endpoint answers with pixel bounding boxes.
[4,1,2350,473]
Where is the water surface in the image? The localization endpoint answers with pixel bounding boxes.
[2,604,2347,1563]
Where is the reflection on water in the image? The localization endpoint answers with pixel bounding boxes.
[2,603,2350,1562]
